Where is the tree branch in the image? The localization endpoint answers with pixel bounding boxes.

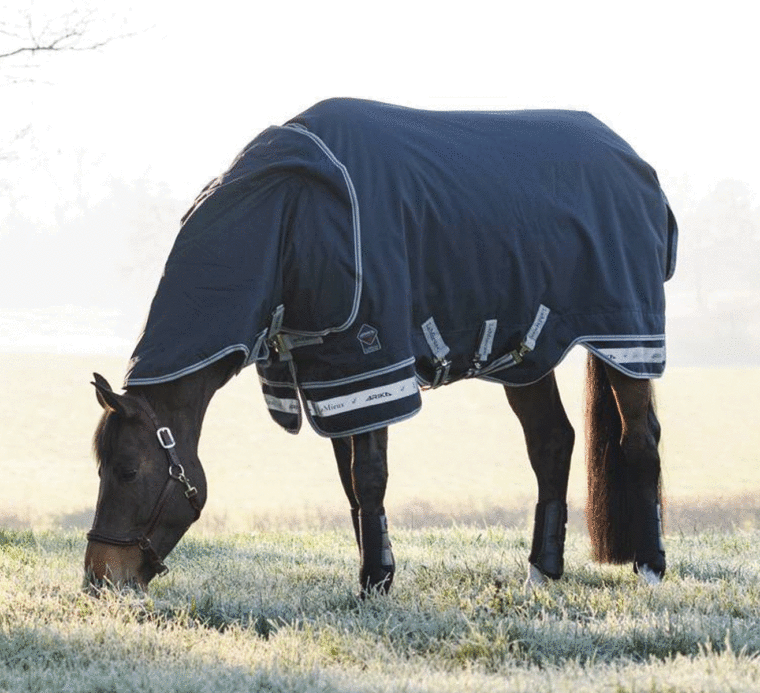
[0,6,132,62]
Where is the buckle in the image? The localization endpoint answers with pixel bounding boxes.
[169,462,198,499]
[509,343,532,365]
[156,427,176,449]
[139,537,169,576]
[431,358,451,388]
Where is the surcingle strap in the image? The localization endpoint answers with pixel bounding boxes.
[421,316,452,387]
[515,303,551,361]
[268,304,285,339]
[465,319,499,378]
[472,319,498,371]
[479,304,551,377]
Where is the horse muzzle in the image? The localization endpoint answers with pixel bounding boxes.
[84,539,156,590]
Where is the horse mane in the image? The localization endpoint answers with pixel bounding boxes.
[93,409,121,471]
[92,354,241,471]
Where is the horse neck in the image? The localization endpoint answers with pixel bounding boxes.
[127,357,233,449]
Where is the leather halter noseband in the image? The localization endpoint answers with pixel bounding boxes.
[87,396,203,577]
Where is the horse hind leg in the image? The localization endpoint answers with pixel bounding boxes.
[505,372,575,585]
[592,359,666,581]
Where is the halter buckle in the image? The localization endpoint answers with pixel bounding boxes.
[138,536,169,576]
[156,427,176,449]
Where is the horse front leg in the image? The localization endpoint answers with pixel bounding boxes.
[334,428,395,594]
[331,436,361,552]
[505,373,574,587]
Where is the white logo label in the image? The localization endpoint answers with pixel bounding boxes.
[308,377,418,418]
[422,317,450,360]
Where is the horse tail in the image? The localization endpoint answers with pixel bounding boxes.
[584,352,634,563]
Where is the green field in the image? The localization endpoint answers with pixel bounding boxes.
[2,526,760,692]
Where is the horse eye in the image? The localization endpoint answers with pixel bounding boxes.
[119,469,138,482]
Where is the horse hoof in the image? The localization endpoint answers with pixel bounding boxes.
[359,570,394,598]
[636,563,663,586]
[524,563,549,593]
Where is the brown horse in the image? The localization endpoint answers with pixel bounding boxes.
[85,100,674,594]
[86,351,664,593]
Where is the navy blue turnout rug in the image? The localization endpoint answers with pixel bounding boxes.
[126,99,678,437]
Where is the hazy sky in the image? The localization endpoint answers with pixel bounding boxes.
[1,0,757,354]
[6,0,757,204]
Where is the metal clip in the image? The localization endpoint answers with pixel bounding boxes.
[169,463,197,498]
[273,334,293,361]
[431,358,451,387]
[509,343,532,365]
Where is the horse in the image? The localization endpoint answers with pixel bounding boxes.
[85,99,677,594]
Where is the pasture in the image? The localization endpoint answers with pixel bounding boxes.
[2,527,760,692]
[2,352,760,691]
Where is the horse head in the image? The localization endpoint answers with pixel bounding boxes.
[85,374,207,589]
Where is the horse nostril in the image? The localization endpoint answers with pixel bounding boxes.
[84,542,145,591]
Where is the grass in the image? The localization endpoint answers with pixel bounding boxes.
[3,526,760,692]
[3,354,760,689]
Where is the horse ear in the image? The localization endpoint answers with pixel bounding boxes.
[92,372,112,392]
[92,373,139,417]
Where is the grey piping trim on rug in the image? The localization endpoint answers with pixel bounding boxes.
[298,357,416,389]
[306,407,423,439]
[282,122,363,335]
[477,333,667,387]
[124,343,250,387]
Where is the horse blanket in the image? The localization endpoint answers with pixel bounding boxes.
[126,98,678,437]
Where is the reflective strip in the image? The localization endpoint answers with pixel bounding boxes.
[264,394,301,414]
[524,304,550,351]
[476,319,498,362]
[307,377,418,418]
[421,317,450,360]
[598,346,666,364]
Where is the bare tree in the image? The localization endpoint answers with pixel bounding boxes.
[0,2,139,74]
[0,4,138,163]
[0,7,111,61]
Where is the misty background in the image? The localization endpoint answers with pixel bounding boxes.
[1,0,758,366]
[1,1,759,537]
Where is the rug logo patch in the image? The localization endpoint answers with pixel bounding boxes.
[307,377,419,418]
[357,324,381,354]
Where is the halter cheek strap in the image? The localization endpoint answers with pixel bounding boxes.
[87,396,203,577]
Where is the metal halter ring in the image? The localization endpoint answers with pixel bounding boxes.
[169,462,198,499]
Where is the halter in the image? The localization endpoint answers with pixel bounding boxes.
[86,396,203,577]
